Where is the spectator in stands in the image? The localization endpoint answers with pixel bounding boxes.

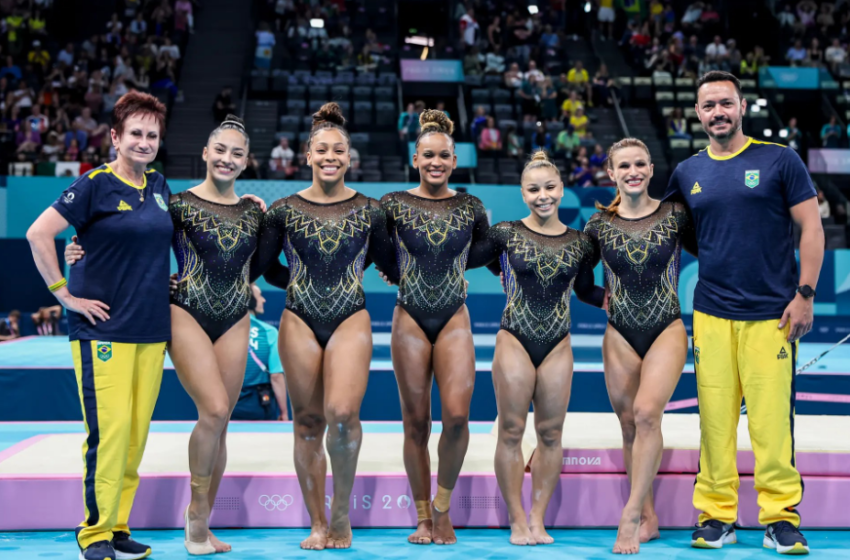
[213,87,236,123]
[11,81,34,112]
[592,63,616,106]
[16,125,41,155]
[629,22,653,67]
[597,0,616,40]
[460,6,480,48]
[524,59,545,83]
[436,101,450,119]
[74,108,109,153]
[818,2,835,36]
[681,2,704,31]
[42,131,63,162]
[740,51,758,75]
[398,102,418,141]
[705,36,728,64]
[826,38,846,73]
[540,24,559,49]
[539,77,558,122]
[570,106,589,138]
[270,137,296,178]
[471,105,488,141]
[531,122,552,153]
[479,116,502,153]
[807,38,825,68]
[505,124,523,158]
[175,0,195,35]
[821,115,842,147]
[782,117,802,151]
[589,144,607,168]
[667,107,692,139]
[778,4,798,30]
[570,156,594,187]
[555,124,581,159]
[786,39,808,65]
[241,153,261,179]
[797,0,817,30]
[463,45,483,76]
[817,188,831,218]
[66,138,80,161]
[485,44,505,74]
[726,40,742,72]
[518,74,539,122]
[487,15,502,51]
[0,310,21,341]
[567,60,591,102]
[560,90,584,119]
[0,55,22,82]
[26,104,49,134]
[503,61,523,88]
[700,3,721,33]
[130,12,148,36]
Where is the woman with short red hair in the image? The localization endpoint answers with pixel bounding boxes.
[28,91,171,560]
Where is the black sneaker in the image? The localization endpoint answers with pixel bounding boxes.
[691,519,737,549]
[112,532,152,560]
[78,540,116,560]
[764,521,810,555]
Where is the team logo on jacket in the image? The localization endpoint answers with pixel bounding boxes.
[154,193,168,211]
[96,341,113,362]
[778,347,788,360]
[745,170,759,188]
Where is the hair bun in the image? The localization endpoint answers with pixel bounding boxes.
[312,102,346,128]
[221,114,245,131]
[419,109,454,136]
[530,150,550,164]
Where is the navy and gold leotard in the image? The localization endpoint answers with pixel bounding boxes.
[170,190,263,342]
[381,191,490,344]
[484,221,603,368]
[256,192,398,348]
[583,201,696,358]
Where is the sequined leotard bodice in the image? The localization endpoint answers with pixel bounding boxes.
[255,192,398,347]
[483,221,603,367]
[583,201,696,357]
[381,191,490,343]
[170,190,263,342]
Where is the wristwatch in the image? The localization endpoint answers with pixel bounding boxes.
[797,285,816,299]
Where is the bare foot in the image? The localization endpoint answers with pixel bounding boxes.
[639,513,660,543]
[613,513,641,554]
[529,524,554,545]
[208,531,231,553]
[509,522,536,546]
[326,510,353,549]
[300,525,329,550]
[431,506,457,545]
[407,520,432,545]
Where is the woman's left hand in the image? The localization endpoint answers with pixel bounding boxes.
[242,193,267,212]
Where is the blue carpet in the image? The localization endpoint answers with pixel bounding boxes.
[0,528,846,559]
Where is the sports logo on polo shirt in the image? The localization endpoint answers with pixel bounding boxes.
[745,170,760,188]
[154,193,168,211]
[117,200,133,211]
[96,341,113,362]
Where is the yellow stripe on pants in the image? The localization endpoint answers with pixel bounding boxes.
[692,311,803,527]
[72,340,165,549]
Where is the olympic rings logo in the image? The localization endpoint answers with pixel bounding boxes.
[258,494,294,511]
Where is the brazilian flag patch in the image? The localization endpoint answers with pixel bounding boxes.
[96,341,113,362]
[745,170,760,188]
